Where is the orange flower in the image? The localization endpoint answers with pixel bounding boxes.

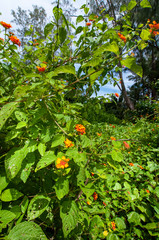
[93,192,98,200]
[110,137,116,140]
[123,141,130,149]
[9,35,21,46]
[0,21,12,29]
[56,156,70,169]
[129,163,134,166]
[36,66,46,72]
[97,132,102,136]
[87,201,91,205]
[91,172,94,176]
[115,93,119,97]
[146,189,150,193]
[33,43,39,46]
[64,138,74,148]
[111,221,116,231]
[75,124,86,135]
[86,22,91,26]
[0,37,4,42]
[118,32,126,43]
[112,125,115,128]
[137,165,143,170]
[103,202,106,206]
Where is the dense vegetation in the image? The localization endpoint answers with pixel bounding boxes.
[0,0,159,239]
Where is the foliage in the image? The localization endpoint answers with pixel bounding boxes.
[0,1,159,239]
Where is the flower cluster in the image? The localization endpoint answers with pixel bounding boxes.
[56,156,70,169]
[123,141,130,149]
[64,139,74,148]
[0,21,12,29]
[75,124,86,135]
[111,221,116,231]
[93,192,98,200]
[9,35,21,47]
[117,32,126,43]
[149,20,159,36]
[86,22,91,26]
[110,137,116,141]
[36,66,46,72]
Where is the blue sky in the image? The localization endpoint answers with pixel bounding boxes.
[0,0,134,96]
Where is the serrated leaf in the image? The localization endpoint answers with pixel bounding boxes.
[83,58,102,68]
[59,27,67,44]
[128,211,140,225]
[115,217,126,229]
[0,102,18,130]
[20,152,35,183]
[140,29,151,40]
[1,188,23,202]
[76,15,84,24]
[35,151,56,172]
[44,23,54,37]
[140,0,151,8]
[7,221,48,240]
[0,210,16,229]
[51,134,65,148]
[55,177,69,200]
[38,143,46,156]
[27,195,50,220]
[111,150,123,162]
[127,0,137,10]
[60,200,79,238]
[53,65,76,76]
[93,42,119,56]
[107,233,120,240]
[121,57,143,77]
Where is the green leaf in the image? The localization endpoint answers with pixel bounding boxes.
[55,177,69,200]
[83,58,102,68]
[35,151,56,172]
[1,188,23,202]
[53,65,76,76]
[59,27,67,44]
[20,152,35,183]
[0,169,10,194]
[140,0,151,8]
[81,184,95,198]
[84,7,89,14]
[24,45,32,52]
[144,222,158,229]
[140,29,151,40]
[27,195,50,220]
[76,26,83,34]
[76,15,84,24]
[53,6,63,22]
[113,182,122,190]
[60,200,79,238]
[5,144,29,180]
[107,233,120,240]
[127,0,137,10]
[0,101,18,130]
[38,143,46,156]
[128,211,140,225]
[16,121,27,129]
[121,57,143,77]
[93,42,119,56]
[21,196,29,214]
[0,210,16,229]
[51,134,65,148]
[111,150,123,162]
[44,23,54,37]
[14,111,28,122]
[7,221,48,240]
[115,217,126,229]
[132,121,142,132]
[89,215,104,238]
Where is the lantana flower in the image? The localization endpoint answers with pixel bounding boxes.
[110,137,116,140]
[0,21,12,29]
[64,139,74,148]
[9,35,21,46]
[75,124,86,135]
[86,22,91,26]
[111,221,116,231]
[123,141,130,149]
[115,93,119,97]
[36,66,46,72]
[93,192,98,200]
[118,32,127,43]
[56,156,70,169]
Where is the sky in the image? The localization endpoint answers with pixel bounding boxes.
[0,0,134,97]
